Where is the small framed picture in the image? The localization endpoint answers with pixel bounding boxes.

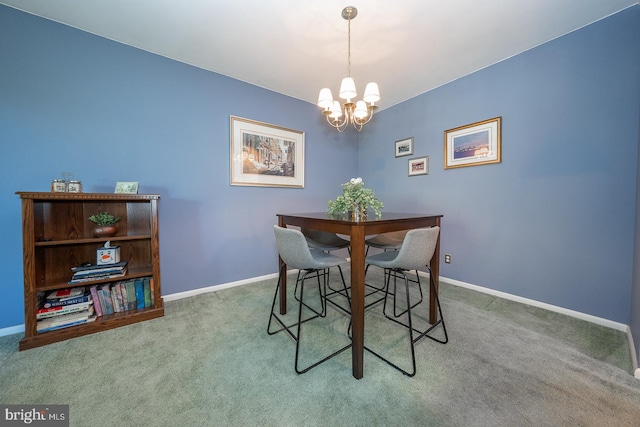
[408,156,429,176]
[395,137,414,157]
[114,182,139,194]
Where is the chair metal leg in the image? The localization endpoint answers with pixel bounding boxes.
[268,265,352,374]
[294,270,351,373]
[363,266,448,377]
[268,266,322,338]
[323,265,351,315]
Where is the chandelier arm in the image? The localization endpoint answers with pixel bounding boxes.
[326,113,349,133]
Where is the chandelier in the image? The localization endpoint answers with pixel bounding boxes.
[317,6,380,132]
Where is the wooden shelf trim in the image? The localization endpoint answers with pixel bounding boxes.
[35,235,151,246]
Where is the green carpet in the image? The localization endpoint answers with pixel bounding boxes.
[1,268,639,426]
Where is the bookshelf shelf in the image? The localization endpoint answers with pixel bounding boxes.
[17,192,164,351]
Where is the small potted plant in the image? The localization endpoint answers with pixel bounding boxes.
[88,211,121,237]
[328,177,383,220]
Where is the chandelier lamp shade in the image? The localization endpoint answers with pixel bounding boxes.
[317,6,380,132]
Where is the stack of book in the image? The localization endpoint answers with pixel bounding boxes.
[69,261,127,284]
[37,287,96,332]
[89,277,154,316]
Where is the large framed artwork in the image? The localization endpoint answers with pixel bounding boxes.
[444,117,502,169]
[230,116,305,188]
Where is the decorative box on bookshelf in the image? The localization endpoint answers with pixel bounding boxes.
[16,192,164,351]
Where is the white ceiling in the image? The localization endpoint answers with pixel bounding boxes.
[2,0,637,110]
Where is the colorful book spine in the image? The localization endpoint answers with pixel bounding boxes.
[125,280,136,310]
[99,284,114,315]
[89,285,103,317]
[149,278,155,306]
[135,279,145,309]
[119,282,129,311]
[143,277,152,308]
[111,286,121,312]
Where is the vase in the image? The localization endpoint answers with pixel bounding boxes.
[93,225,118,238]
[350,206,367,221]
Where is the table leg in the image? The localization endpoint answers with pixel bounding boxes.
[350,226,365,379]
[277,217,287,315]
[429,219,441,324]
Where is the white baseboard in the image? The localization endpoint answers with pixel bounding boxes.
[0,324,24,337]
[161,272,280,302]
[438,275,628,332]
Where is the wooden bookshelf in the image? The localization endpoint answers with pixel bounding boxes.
[16,192,164,350]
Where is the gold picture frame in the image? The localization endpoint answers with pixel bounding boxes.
[230,116,305,188]
[444,117,502,169]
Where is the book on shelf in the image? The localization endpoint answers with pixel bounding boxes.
[41,289,91,309]
[71,261,127,273]
[78,277,153,318]
[143,277,152,308]
[45,287,85,300]
[99,284,114,315]
[135,279,145,309]
[69,261,128,284]
[89,285,103,317]
[36,300,93,320]
[119,282,129,311]
[125,279,137,310]
[36,307,95,332]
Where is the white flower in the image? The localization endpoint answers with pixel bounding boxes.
[350,177,363,185]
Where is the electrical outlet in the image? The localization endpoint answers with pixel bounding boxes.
[444,254,452,263]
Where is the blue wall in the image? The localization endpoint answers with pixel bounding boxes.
[1,3,639,365]
[359,6,640,324]
[0,5,358,328]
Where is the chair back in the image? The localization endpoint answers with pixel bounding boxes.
[392,226,440,270]
[273,225,321,270]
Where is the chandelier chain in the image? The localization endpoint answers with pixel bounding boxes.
[347,15,351,77]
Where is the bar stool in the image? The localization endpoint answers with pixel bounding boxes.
[366,230,423,315]
[364,226,448,377]
[268,225,352,374]
[300,227,351,314]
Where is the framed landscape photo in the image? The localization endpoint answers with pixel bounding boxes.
[114,182,139,194]
[230,116,305,188]
[408,156,429,176]
[444,117,501,169]
[395,137,414,157]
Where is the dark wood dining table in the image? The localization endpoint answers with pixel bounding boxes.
[276,212,443,379]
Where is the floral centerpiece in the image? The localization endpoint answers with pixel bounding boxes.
[327,177,383,218]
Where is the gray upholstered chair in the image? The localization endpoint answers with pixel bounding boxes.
[300,227,351,314]
[301,227,350,252]
[365,230,424,315]
[268,225,352,374]
[364,226,448,376]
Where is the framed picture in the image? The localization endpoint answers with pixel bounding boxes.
[444,117,502,169]
[408,156,429,176]
[230,116,305,188]
[395,137,414,157]
[114,182,139,194]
